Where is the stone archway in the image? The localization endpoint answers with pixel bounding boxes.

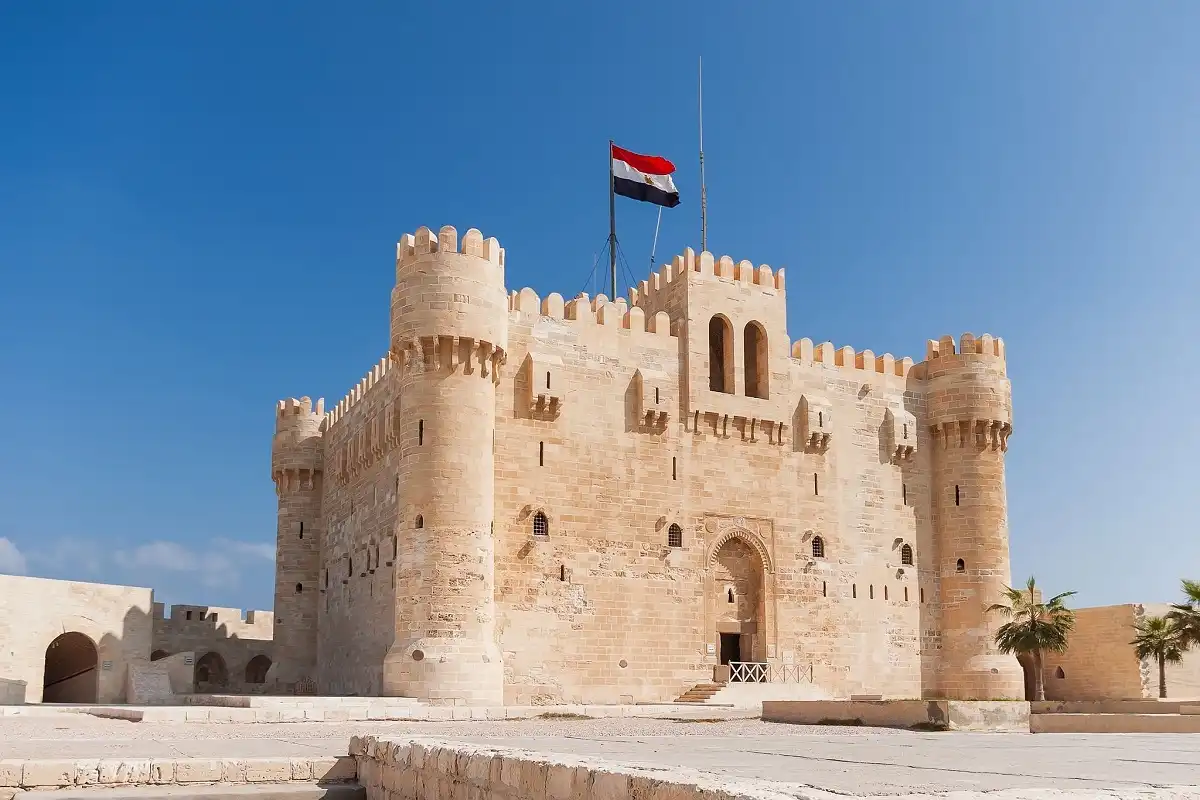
[194,651,229,692]
[43,632,98,703]
[245,655,272,685]
[709,535,767,668]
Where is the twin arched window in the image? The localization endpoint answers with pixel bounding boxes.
[709,316,768,398]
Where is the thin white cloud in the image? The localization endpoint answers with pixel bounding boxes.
[113,538,276,589]
[0,537,27,575]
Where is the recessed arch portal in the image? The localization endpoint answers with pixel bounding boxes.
[42,632,98,704]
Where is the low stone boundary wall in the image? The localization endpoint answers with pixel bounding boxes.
[762,700,1030,732]
[1,703,753,724]
[351,736,805,800]
[1031,700,1184,715]
[1032,713,1200,734]
[0,757,356,792]
[0,680,26,706]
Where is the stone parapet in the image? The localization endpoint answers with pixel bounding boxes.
[0,756,356,791]
[762,699,1030,731]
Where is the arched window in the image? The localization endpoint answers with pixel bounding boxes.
[708,316,733,393]
[532,511,549,538]
[956,558,965,572]
[150,650,169,661]
[901,544,914,566]
[667,524,683,548]
[743,321,768,398]
[294,582,303,593]
[811,536,825,559]
[414,515,423,529]
[1054,666,1066,679]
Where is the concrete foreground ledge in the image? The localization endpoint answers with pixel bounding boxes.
[761,699,1030,732]
[0,757,356,792]
[0,703,754,724]
[2,785,363,800]
[349,734,1199,800]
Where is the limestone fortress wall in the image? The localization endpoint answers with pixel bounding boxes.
[271,224,1026,705]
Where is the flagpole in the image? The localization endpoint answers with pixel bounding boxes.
[608,139,617,300]
[649,206,663,271]
[699,56,708,253]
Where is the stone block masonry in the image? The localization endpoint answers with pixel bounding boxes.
[274,222,1029,706]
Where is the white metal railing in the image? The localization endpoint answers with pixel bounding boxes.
[729,661,814,683]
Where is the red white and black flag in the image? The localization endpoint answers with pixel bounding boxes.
[611,144,681,208]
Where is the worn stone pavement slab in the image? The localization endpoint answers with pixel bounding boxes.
[1,717,1197,796]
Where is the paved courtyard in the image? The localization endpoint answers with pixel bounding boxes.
[1,715,1198,796]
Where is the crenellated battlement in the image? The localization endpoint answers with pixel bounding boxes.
[630,247,785,307]
[925,333,1006,362]
[276,396,324,421]
[153,602,274,636]
[396,225,504,268]
[325,355,395,431]
[508,288,675,341]
[790,338,916,379]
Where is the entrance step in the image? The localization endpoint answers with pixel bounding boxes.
[13,783,365,800]
[675,683,724,703]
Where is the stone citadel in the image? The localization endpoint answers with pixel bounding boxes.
[268,223,1024,705]
[2,224,1197,708]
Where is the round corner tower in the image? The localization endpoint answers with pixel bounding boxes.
[382,224,506,705]
[924,333,1025,700]
[271,395,325,688]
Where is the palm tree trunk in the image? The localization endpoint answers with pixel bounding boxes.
[1033,650,1046,702]
[1159,654,1167,699]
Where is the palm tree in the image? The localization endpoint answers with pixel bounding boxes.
[987,576,1076,701]
[1165,579,1200,648]
[1131,615,1185,699]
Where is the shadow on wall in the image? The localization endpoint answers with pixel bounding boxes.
[150,603,275,695]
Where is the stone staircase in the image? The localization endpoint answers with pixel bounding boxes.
[675,683,724,703]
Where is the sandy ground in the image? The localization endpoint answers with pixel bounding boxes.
[1,714,1197,797]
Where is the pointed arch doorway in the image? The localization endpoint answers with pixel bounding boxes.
[705,522,774,680]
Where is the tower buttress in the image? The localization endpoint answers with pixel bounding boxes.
[382,225,506,705]
[271,395,324,689]
[924,333,1024,700]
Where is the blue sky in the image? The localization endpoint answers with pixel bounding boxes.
[1,3,1197,612]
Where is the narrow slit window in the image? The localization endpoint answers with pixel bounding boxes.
[672,457,677,480]
[904,586,909,602]
[559,564,566,582]
[655,387,660,404]
[818,411,824,427]
[324,570,329,589]
[920,587,925,603]
[955,485,960,506]
[869,584,874,599]
[902,484,907,505]
[814,473,819,496]
[822,581,827,598]
[667,523,683,548]
[852,584,857,599]
[539,441,544,466]
[299,521,304,538]
[418,419,424,446]
[884,586,888,600]
[546,371,551,390]
[727,587,735,603]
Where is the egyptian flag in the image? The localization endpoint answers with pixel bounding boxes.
[612,144,681,208]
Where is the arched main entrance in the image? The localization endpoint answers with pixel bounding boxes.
[711,536,766,668]
[42,632,98,704]
[194,651,228,691]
